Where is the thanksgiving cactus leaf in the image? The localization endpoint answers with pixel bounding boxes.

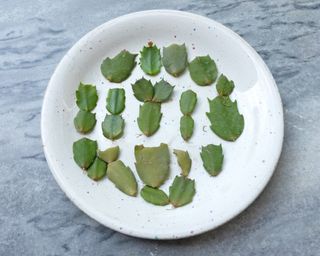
[137,102,162,136]
[200,144,224,176]
[107,160,138,196]
[179,90,197,115]
[206,96,244,141]
[134,143,170,188]
[98,146,120,163]
[140,186,169,206]
[87,157,107,181]
[106,88,125,115]
[74,110,96,134]
[180,115,194,141]
[131,77,154,102]
[101,50,137,83]
[73,138,97,170]
[76,83,98,111]
[188,55,217,86]
[216,74,234,96]
[173,149,192,177]
[169,176,195,208]
[152,79,174,103]
[140,42,161,76]
[101,114,124,140]
[162,43,188,77]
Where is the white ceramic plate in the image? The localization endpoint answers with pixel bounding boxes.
[41,10,283,239]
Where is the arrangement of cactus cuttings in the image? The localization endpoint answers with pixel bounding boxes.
[71,41,245,209]
[132,78,174,136]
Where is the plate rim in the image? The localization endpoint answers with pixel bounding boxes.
[41,9,284,239]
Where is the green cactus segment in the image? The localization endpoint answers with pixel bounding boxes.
[87,157,107,181]
[206,96,244,141]
[216,74,234,96]
[200,144,224,176]
[162,43,188,77]
[106,88,125,115]
[180,115,194,141]
[140,186,169,206]
[76,83,98,111]
[139,42,161,76]
[131,78,154,102]
[169,176,195,208]
[73,110,96,134]
[98,146,120,163]
[101,50,137,83]
[188,55,218,86]
[101,114,124,140]
[173,149,192,177]
[137,102,162,136]
[179,90,197,115]
[107,160,138,196]
[152,79,174,103]
[134,143,170,188]
[72,138,97,170]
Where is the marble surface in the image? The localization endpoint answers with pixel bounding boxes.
[0,0,319,255]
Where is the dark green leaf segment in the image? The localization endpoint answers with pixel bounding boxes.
[206,74,244,141]
[188,55,217,86]
[200,144,224,176]
[101,50,137,83]
[73,138,97,170]
[139,42,161,76]
[179,90,197,141]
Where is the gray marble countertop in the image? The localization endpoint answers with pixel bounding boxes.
[1,0,319,255]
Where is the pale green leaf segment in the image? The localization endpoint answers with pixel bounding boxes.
[87,157,107,181]
[179,90,197,141]
[140,186,169,206]
[206,74,244,141]
[107,160,138,197]
[132,78,174,136]
[139,42,161,76]
[101,50,137,83]
[173,149,192,177]
[200,144,224,176]
[169,176,195,207]
[98,146,119,163]
[106,88,125,115]
[162,43,188,77]
[101,114,124,140]
[134,143,170,188]
[188,55,217,86]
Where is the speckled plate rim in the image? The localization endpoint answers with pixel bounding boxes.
[41,10,284,240]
